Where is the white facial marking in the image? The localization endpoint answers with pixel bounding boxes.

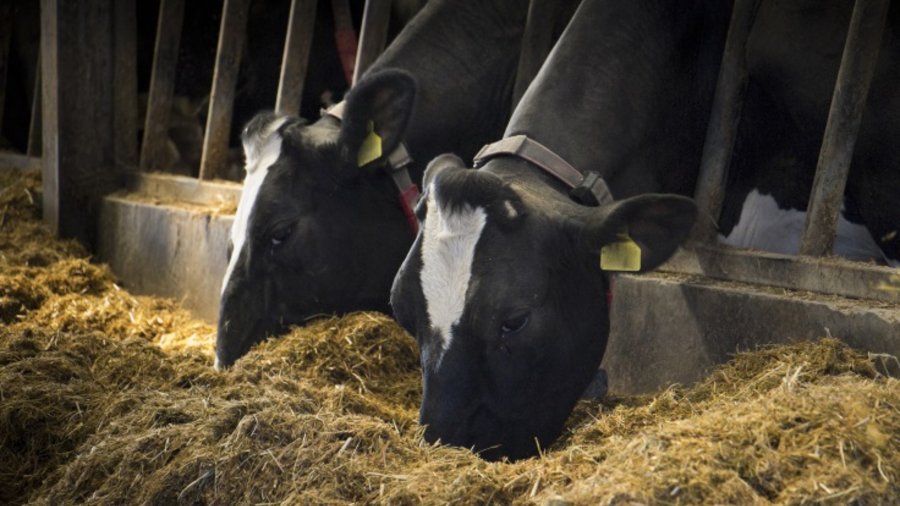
[720,189,893,264]
[503,200,518,219]
[420,186,488,361]
[221,118,288,295]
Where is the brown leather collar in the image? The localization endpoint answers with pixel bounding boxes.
[473,134,613,206]
[325,102,420,234]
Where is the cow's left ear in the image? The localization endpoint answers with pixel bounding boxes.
[338,70,416,168]
[581,194,696,272]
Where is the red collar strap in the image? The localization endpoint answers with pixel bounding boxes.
[473,134,613,206]
[326,103,421,235]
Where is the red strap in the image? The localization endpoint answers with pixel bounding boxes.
[334,29,358,85]
[399,184,421,235]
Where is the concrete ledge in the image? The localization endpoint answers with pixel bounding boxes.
[601,272,900,395]
[0,152,41,172]
[664,243,900,304]
[124,171,242,207]
[97,193,232,322]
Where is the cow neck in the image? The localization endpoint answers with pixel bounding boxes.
[473,134,613,207]
[474,137,617,306]
[326,102,421,235]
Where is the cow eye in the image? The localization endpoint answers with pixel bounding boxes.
[270,226,292,247]
[500,312,530,336]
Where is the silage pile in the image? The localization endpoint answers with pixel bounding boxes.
[1,169,898,505]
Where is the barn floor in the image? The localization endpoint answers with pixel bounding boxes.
[1,169,898,505]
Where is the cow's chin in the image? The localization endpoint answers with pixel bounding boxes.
[423,404,565,462]
[467,421,565,462]
[215,315,295,370]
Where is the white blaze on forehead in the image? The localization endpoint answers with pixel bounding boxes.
[420,186,488,357]
[220,118,288,295]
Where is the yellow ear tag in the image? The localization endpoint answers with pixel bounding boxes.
[357,120,383,167]
[600,233,642,272]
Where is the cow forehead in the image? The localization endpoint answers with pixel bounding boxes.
[221,119,288,295]
[419,188,488,360]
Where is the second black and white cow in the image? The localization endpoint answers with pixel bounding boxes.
[390,0,731,461]
[214,0,544,369]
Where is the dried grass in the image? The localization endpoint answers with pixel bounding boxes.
[1,170,897,505]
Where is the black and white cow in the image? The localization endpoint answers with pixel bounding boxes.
[389,0,730,461]
[215,0,548,369]
[719,0,900,266]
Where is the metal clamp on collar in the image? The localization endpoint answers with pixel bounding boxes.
[570,171,613,207]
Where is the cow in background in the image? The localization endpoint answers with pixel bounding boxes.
[215,0,581,368]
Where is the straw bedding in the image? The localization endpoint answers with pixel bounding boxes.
[1,169,897,505]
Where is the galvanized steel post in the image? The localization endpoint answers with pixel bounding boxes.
[799,0,890,257]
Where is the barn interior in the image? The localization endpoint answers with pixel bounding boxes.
[0,0,898,504]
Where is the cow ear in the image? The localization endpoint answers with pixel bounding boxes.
[338,70,416,168]
[423,153,465,189]
[582,194,696,272]
[241,112,290,175]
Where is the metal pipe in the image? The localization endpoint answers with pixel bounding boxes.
[352,0,392,85]
[691,0,761,243]
[799,0,890,257]
[139,0,185,173]
[276,0,317,116]
[199,0,251,181]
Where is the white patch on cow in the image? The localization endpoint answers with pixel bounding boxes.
[420,186,488,363]
[220,118,288,295]
[503,200,518,219]
[720,189,893,264]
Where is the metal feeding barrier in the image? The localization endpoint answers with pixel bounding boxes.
[139,0,374,181]
[692,0,892,258]
[0,0,894,290]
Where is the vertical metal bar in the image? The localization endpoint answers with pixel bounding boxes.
[27,54,42,157]
[332,0,357,86]
[113,0,138,169]
[352,0,392,85]
[139,0,185,172]
[691,0,761,243]
[799,0,890,257]
[512,0,563,108]
[276,0,317,116]
[40,0,58,234]
[40,0,117,246]
[199,0,251,180]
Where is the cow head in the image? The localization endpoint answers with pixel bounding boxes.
[390,155,696,460]
[216,70,417,369]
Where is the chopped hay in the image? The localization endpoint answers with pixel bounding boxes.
[1,169,897,505]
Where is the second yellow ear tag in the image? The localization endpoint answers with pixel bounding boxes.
[600,233,642,272]
[357,121,383,167]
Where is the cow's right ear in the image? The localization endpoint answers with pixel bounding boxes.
[338,70,416,169]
